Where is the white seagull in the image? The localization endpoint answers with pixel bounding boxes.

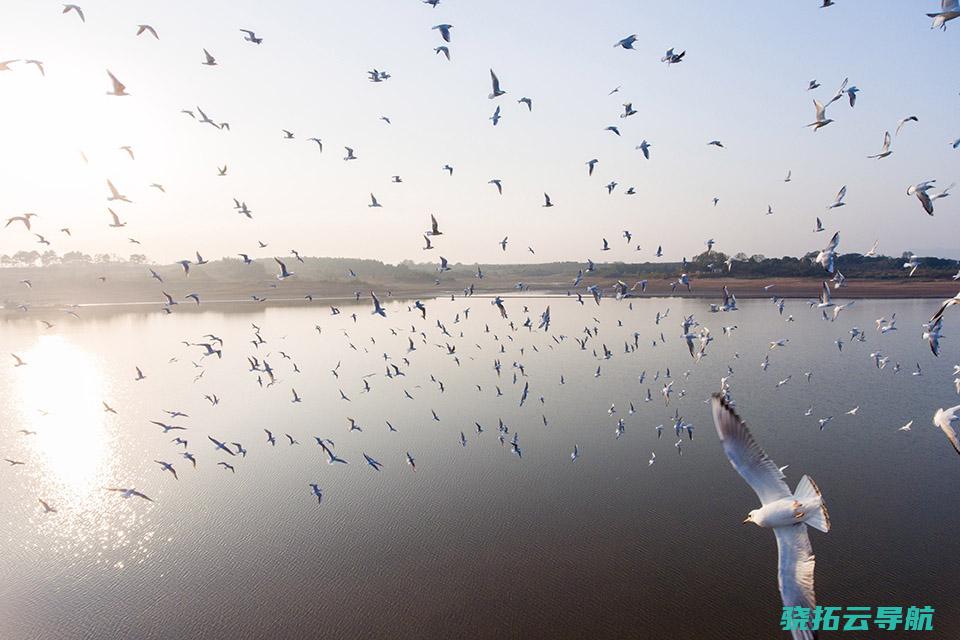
[806,99,832,131]
[814,232,840,273]
[933,405,960,455]
[712,394,829,640]
[867,131,892,159]
[907,180,936,215]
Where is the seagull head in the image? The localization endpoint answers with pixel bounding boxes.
[743,510,760,525]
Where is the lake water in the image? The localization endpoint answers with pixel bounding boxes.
[0,294,957,639]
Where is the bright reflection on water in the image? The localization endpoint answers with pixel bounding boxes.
[0,296,958,639]
[7,335,155,574]
[17,335,110,489]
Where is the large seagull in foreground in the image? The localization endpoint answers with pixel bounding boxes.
[711,393,830,640]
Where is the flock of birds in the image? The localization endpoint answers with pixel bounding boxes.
[2,3,960,638]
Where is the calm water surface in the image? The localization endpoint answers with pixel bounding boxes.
[0,295,957,639]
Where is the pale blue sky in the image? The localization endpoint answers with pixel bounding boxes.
[0,0,956,265]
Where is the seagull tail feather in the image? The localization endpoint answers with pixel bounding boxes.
[795,475,830,533]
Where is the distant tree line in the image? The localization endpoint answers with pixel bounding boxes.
[1,250,957,281]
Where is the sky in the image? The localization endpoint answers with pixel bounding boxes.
[0,0,957,267]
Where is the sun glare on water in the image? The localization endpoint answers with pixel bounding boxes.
[15,335,113,491]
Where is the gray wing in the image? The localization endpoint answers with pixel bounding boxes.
[775,524,817,640]
[930,296,957,325]
[711,393,791,505]
[490,69,501,93]
[825,231,839,252]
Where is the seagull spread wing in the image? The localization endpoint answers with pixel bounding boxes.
[825,231,839,253]
[775,525,817,639]
[711,393,791,505]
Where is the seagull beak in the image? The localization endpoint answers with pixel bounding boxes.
[742,517,750,525]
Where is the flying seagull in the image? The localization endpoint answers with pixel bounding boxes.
[240,29,263,44]
[136,24,158,39]
[807,99,832,131]
[814,232,840,273]
[426,214,442,236]
[62,4,85,22]
[432,24,452,42]
[106,179,131,203]
[934,405,960,455]
[827,185,846,209]
[712,394,829,639]
[907,181,936,215]
[106,69,129,96]
[488,69,505,99]
[896,116,918,136]
[106,487,153,502]
[371,292,386,317]
[25,59,45,76]
[867,131,892,159]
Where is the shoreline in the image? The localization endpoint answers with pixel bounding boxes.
[1,277,956,315]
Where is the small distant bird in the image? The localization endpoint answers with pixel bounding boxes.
[432,24,452,43]
[661,48,685,64]
[240,29,263,44]
[827,185,847,209]
[63,4,85,22]
[907,181,936,215]
[154,460,178,480]
[106,69,129,96]
[25,59,45,76]
[896,116,918,136]
[108,208,126,228]
[136,24,158,39]
[363,453,383,471]
[807,99,832,131]
[867,131,892,159]
[488,69,505,99]
[106,179,131,203]
[106,487,153,502]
